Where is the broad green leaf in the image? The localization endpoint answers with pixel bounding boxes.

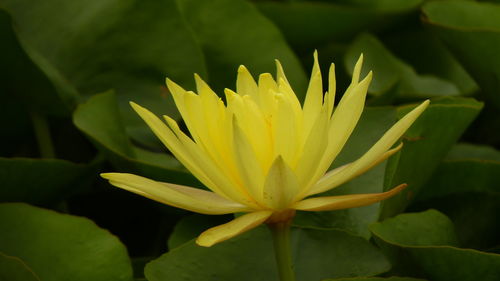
[345,34,460,100]
[0,253,40,281]
[294,107,397,238]
[147,226,390,281]
[381,97,483,218]
[422,1,500,108]
[413,144,500,249]
[370,210,500,281]
[73,91,199,186]
[382,29,478,96]
[414,193,500,251]
[0,203,133,281]
[176,0,307,98]
[0,0,206,147]
[0,9,73,116]
[325,277,426,281]
[446,143,500,161]
[417,144,500,201]
[256,0,422,52]
[167,214,232,250]
[371,210,459,247]
[0,157,98,205]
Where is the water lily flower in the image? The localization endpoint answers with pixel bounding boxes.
[101,53,428,247]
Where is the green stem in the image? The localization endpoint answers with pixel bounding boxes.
[30,112,55,158]
[269,222,296,281]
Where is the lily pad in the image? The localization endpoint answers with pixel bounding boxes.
[0,157,98,205]
[147,226,389,281]
[256,0,422,52]
[345,33,460,100]
[412,144,500,249]
[380,97,483,218]
[73,91,199,186]
[422,0,500,108]
[0,203,133,281]
[0,0,206,148]
[176,0,307,97]
[370,210,500,281]
[0,253,40,281]
[325,277,426,281]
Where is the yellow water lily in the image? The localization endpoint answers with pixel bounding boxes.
[101,53,428,247]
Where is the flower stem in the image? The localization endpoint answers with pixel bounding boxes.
[269,221,296,281]
[30,112,55,158]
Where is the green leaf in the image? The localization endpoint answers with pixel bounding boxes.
[0,253,40,281]
[73,91,199,186]
[146,226,390,281]
[414,193,500,251]
[416,144,500,201]
[167,214,232,250]
[256,0,422,52]
[382,29,478,96]
[0,9,74,116]
[381,97,483,218]
[370,210,500,281]
[422,0,500,108]
[176,0,307,98]
[345,34,460,100]
[371,210,459,247]
[294,107,398,238]
[324,277,427,281]
[0,203,133,281]
[413,144,500,249]
[0,0,206,147]
[0,157,98,205]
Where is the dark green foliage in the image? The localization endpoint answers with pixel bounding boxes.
[1,0,499,280]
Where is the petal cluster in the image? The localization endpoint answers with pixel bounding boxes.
[101,52,429,247]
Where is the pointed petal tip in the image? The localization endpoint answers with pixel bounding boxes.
[129,101,144,112]
[195,211,272,247]
[100,173,114,180]
[238,65,248,72]
[294,182,408,211]
[195,237,213,247]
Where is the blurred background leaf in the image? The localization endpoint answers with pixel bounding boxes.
[0,203,134,281]
[0,0,499,279]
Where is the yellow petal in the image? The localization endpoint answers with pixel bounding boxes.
[303,51,323,136]
[294,183,407,211]
[308,143,403,196]
[262,156,299,209]
[278,77,302,122]
[196,211,273,247]
[258,73,278,115]
[351,53,364,84]
[165,79,200,143]
[130,102,217,193]
[294,104,329,192]
[307,100,429,196]
[101,173,249,215]
[225,89,273,170]
[272,93,300,165]
[233,117,265,201]
[163,115,260,208]
[303,72,372,196]
[237,65,259,101]
[275,59,290,86]
[327,63,336,117]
